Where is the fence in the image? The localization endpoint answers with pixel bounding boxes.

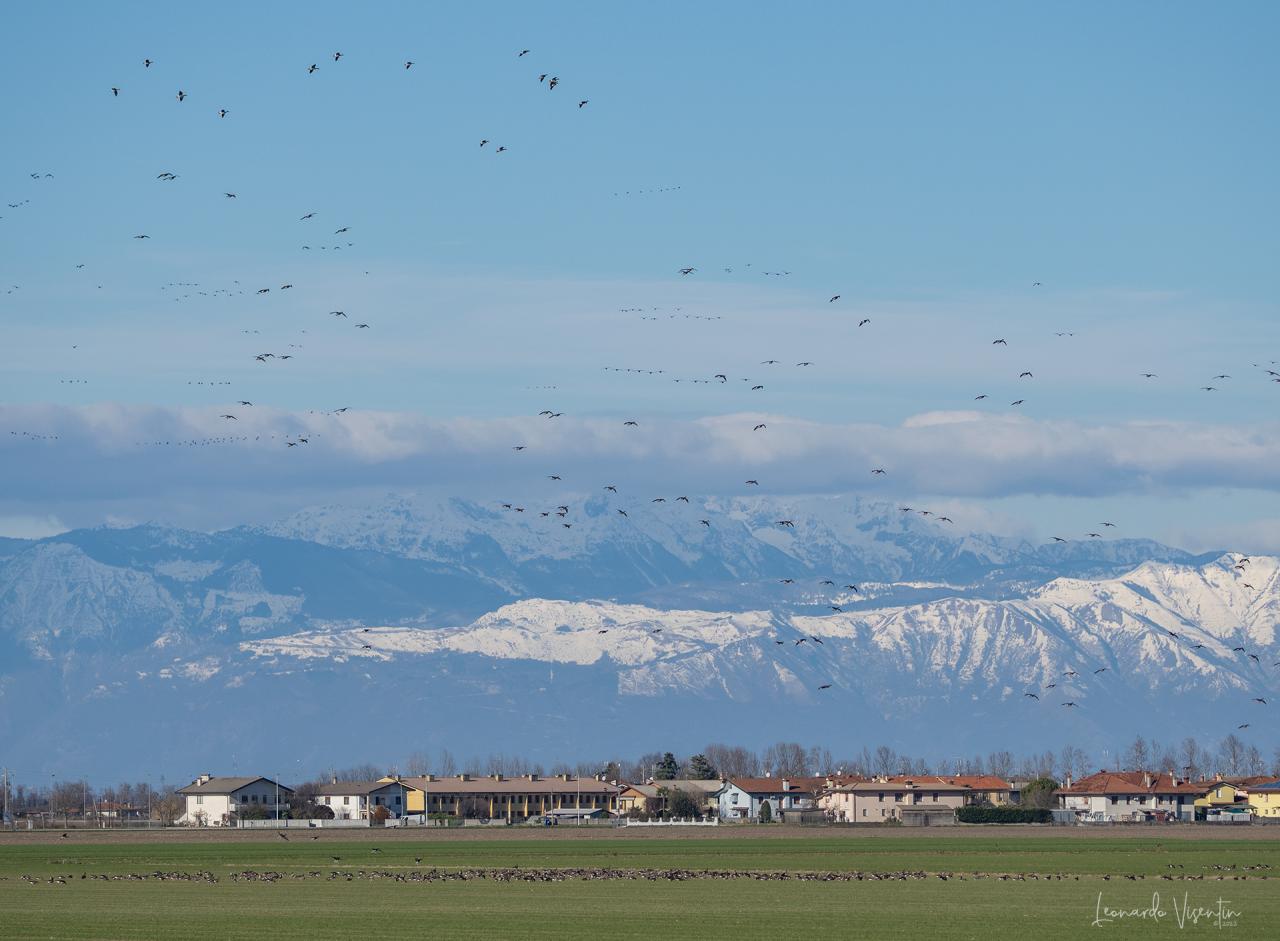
[236,818,370,829]
[624,817,719,827]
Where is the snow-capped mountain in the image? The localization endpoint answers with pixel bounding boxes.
[0,493,1269,781]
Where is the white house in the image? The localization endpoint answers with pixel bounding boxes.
[314,780,410,820]
[716,777,825,820]
[177,774,293,826]
[1055,771,1202,822]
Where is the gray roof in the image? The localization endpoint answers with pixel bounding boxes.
[314,781,405,797]
[176,776,293,795]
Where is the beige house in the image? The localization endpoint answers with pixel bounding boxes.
[1055,771,1203,822]
[821,775,1012,823]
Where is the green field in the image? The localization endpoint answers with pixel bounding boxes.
[1,831,1276,939]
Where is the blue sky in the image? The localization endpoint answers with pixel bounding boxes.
[1,1,1278,547]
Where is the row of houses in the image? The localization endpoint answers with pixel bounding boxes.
[175,769,1280,826]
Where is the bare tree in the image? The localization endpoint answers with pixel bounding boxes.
[1244,745,1264,776]
[872,745,897,777]
[1058,744,1090,780]
[986,751,1014,780]
[437,749,457,777]
[1121,736,1149,771]
[332,764,382,782]
[1217,734,1246,776]
[1179,737,1205,781]
[807,745,834,776]
[763,742,809,777]
[405,752,429,776]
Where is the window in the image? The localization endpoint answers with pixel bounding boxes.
[878,792,884,802]
[196,795,203,805]
[861,809,866,818]
[1111,796,1118,805]
[932,792,939,801]
[343,796,350,805]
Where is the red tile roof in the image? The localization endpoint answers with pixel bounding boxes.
[1057,771,1206,796]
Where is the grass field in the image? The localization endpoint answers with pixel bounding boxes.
[1,829,1276,939]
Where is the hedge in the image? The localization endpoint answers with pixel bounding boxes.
[956,806,1052,824]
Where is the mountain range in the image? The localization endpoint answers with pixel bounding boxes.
[0,492,1273,781]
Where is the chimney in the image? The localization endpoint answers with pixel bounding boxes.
[560,773,573,782]
[331,775,337,785]
[1064,774,1072,789]
[492,774,504,782]
[425,774,436,783]
[459,773,470,782]
[1214,771,1223,782]
[1142,772,1151,789]
[781,779,790,792]
[197,774,211,785]
[525,773,539,782]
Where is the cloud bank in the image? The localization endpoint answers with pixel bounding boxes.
[4,403,1278,510]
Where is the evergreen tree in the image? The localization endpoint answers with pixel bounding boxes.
[653,752,680,780]
[686,754,717,780]
[758,800,773,823]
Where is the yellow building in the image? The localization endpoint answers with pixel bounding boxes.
[1247,781,1280,819]
[381,773,618,821]
[1193,781,1246,815]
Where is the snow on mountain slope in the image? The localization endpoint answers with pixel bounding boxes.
[242,555,1278,709]
[247,600,776,667]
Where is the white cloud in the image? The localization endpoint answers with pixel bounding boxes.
[0,514,68,539]
[5,404,1279,511]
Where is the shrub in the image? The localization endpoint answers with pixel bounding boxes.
[956,805,1052,824]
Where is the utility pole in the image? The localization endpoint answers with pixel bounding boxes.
[2,767,8,829]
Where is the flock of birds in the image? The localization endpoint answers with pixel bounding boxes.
[3,41,1276,741]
